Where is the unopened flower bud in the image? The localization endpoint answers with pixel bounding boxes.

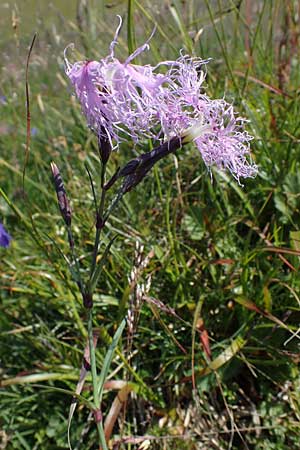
[119,137,182,193]
[83,291,93,309]
[98,126,111,165]
[51,162,72,226]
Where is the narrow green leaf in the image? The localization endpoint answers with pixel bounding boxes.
[88,236,117,294]
[290,230,300,252]
[1,372,80,386]
[0,158,53,199]
[127,0,136,55]
[15,431,31,450]
[215,170,255,217]
[169,2,193,54]
[97,318,126,403]
[200,335,246,376]
[263,285,272,312]
[32,384,93,409]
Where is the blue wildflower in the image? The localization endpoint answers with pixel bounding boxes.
[0,223,11,248]
[31,127,38,137]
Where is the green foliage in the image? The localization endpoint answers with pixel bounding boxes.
[1,0,300,448]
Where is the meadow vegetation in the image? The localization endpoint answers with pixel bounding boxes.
[1,0,300,448]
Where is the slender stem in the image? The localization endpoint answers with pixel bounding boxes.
[85,162,99,216]
[88,309,99,408]
[69,294,86,337]
[203,0,240,97]
[127,0,136,55]
[103,186,125,223]
[91,227,101,276]
[88,309,108,450]
[99,163,107,214]
[97,422,108,450]
[88,148,110,449]
[67,226,84,292]
[91,163,107,277]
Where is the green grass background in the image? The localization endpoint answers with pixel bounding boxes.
[1,0,300,448]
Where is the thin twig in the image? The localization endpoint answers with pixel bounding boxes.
[23,33,37,190]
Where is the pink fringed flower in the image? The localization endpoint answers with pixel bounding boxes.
[65,19,169,147]
[65,17,257,181]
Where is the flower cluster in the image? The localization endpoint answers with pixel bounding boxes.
[65,17,257,181]
[0,222,11,248]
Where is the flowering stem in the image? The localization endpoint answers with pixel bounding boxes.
[88,158,110,449]
[103,187,125,224]
[67,225,84,292]
[88,310,99,408]
[99,163,107,221]
[96,422,108,450]
[91,227,100,276]
[88,308,108,450]
[91,162,107,277]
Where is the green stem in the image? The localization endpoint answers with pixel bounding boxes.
[97,422,108,450]
[87,160,110,449]
[68,225,84,290]
[69,294,86,337]
[87,309,108,450]
[127,0,136,55]
[91,227,101,276]
[103,186,125,223]
[99,163,107,214]
[203,0,240,97]
[88,309,99,408]
[91,163,107,277]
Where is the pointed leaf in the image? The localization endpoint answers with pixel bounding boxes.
[290,230,300,252]
[88,236,117,293]
[97,318,126,402]
[199,335,246,376]
[104,383,133,442]
[68,333,99,450]
[263,285,272,312]
[235,296,299,339]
